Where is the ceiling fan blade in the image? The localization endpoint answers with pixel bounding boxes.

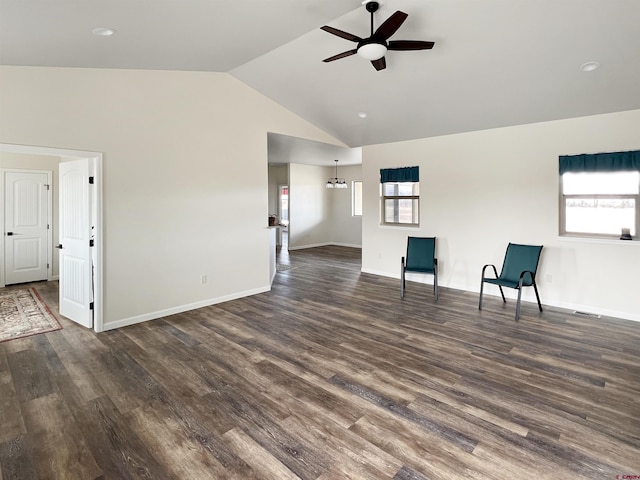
[388,40,435,51]
[320,25,362,43]
[323,50,358,62]
[374,11,408,40]
[371,57,386,71]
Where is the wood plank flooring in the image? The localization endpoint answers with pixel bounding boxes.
[1,245,639,479]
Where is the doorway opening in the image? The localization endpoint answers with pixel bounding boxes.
[279,184,289,249]
[0,143,103,332]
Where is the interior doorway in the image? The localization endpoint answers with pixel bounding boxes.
[279,184,289,248]
[0,143,104,332]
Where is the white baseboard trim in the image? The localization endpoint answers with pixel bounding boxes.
[537,300,640,323]
[331,242,362,249]
[101,285,271,331]
[288,242,331,251]
[362,268,401,279]
[289,242,362,251]
[50,275,59,281]
[360,268,640,323]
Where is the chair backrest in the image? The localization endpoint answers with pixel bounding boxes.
[499,243,543,286]
[406,236,436,271]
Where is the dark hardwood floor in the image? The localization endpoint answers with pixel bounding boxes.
[1,245,639,479]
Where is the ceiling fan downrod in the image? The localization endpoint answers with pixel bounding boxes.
[366,1,380,36]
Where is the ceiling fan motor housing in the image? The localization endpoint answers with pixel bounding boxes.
[358,36,387,50]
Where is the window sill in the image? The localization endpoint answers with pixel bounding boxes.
[379,224,420,230]
[558,236,640,246]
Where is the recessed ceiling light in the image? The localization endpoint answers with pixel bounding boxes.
[92,27,116,37]
[580,61,600,72]
[358,112,368,118]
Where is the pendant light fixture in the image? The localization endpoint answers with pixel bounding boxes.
[326,159,348,189]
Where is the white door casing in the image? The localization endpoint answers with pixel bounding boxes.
[3,170,51,285]
[0,143,103,332]
[58,159,93,328]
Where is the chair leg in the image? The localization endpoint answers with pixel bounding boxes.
[401,268,405,299]
[479,280,484,310]
[498,285,506,303]
[434,267,438,301]
[515,286,523,321]
[533,281,543,312]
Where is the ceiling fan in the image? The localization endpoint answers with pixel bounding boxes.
[321,1,435,71]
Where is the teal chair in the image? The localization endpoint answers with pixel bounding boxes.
[479,243,543,321]
[401,236,438,300]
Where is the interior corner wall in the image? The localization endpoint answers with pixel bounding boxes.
[329,164,362,248]
[0,66,344,329]
[361,109,640,322]
[0,151,61,279]
[288,163,331,249]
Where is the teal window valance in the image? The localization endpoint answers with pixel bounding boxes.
[559,149,640,175]
[380,166,419,183]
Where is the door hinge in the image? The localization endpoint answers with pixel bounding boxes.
[47,263,50,269]
[90,239,94,247]
[89,302,94,310]
[89,176,94,184]
[44,184,50,190]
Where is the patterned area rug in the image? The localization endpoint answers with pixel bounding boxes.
[0,288,61,343]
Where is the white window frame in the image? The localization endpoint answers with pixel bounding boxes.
[559,171,640,240]
[381,181,420,227]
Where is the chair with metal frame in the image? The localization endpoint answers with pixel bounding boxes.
[401,236,438,300]
[479,243,543,321]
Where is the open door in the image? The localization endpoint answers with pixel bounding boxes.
[58,158,93,328]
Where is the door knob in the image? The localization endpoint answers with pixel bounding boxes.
[55,244,64,249]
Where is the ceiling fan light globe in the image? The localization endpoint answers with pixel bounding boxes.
[357,43,387,60]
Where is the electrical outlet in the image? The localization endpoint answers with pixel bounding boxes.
[201,275,207,284]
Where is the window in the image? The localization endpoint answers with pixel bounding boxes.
[561,171,639,238]
[380,167,420,226]
[559,150,640,239]
[352,180,362,216]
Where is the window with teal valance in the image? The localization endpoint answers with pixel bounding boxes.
[380,166,419,183]
[559,149,640,175]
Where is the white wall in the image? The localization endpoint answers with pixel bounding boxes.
[0,151,60,278]
[289,164,331,249]
[329,164,362,248]
[0,66,344,330]
[362,109,640,322]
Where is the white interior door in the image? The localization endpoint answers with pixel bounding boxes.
[4,171,50,285]
[59,159,93,328]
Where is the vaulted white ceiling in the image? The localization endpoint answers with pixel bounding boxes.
[2,0,640,148]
